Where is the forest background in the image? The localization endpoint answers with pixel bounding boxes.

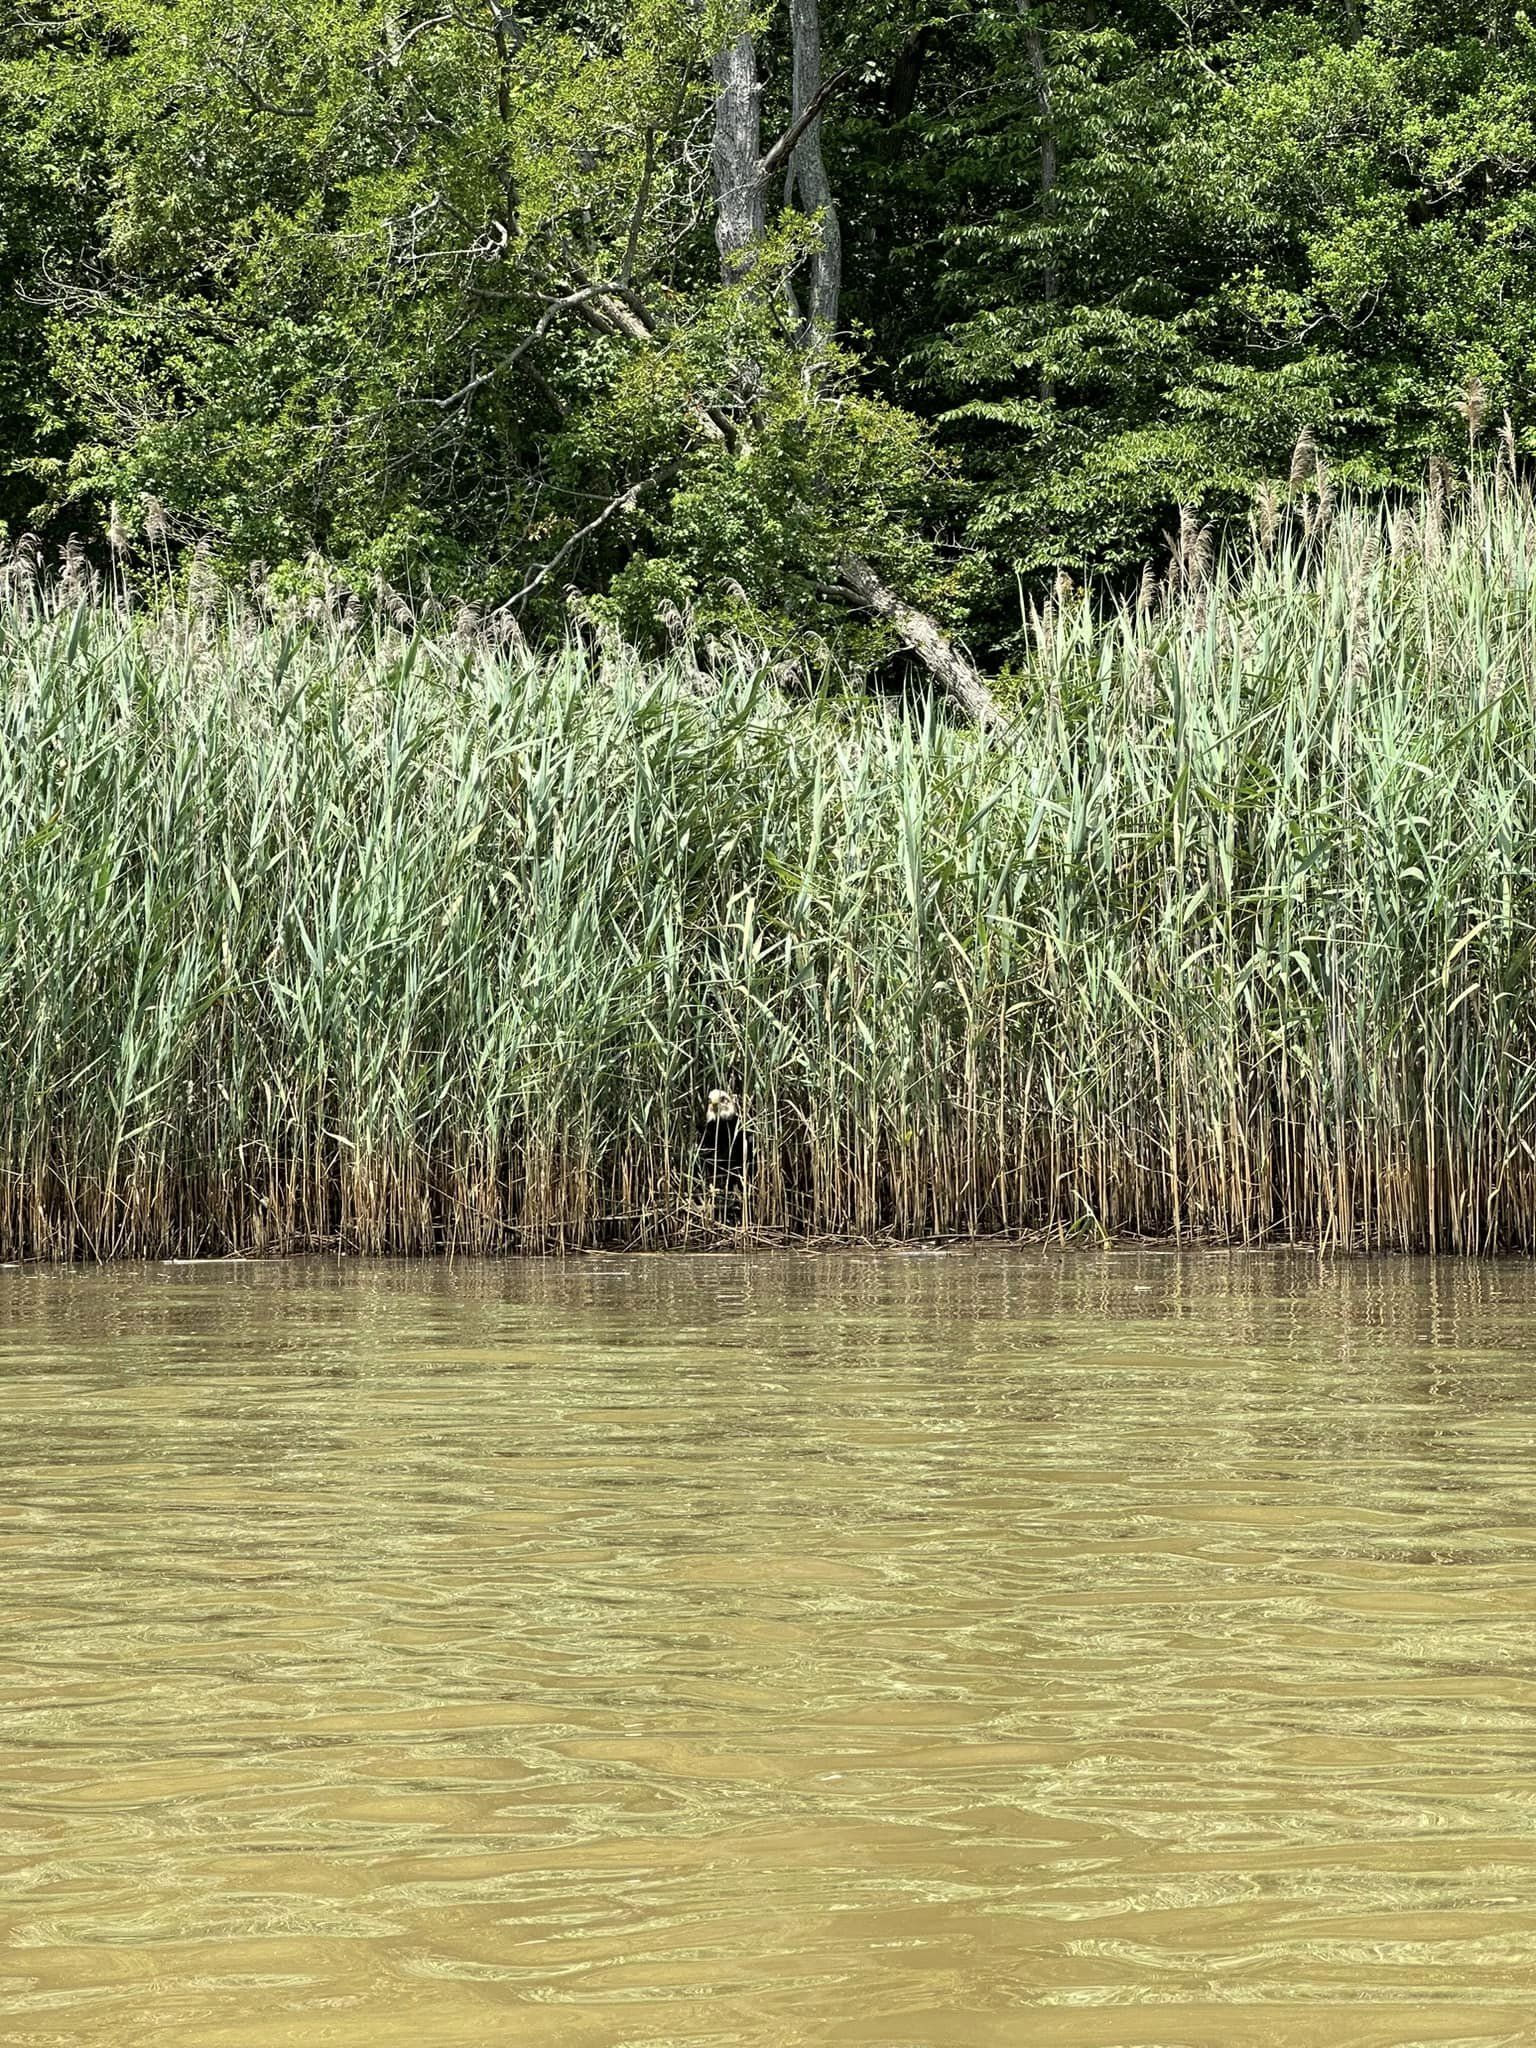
[2,0,1533,668]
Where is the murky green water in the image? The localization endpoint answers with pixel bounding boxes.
[3,1253,1536,2046]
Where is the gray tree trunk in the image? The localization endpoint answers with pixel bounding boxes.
[711,32,765,278]
[787,0,842,336]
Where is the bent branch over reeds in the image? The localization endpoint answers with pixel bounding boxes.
[6,476,1536,1256]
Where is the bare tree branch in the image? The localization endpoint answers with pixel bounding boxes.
[761,65,850,183]
[496,463,682,613]
[207,57,316,119]
[621,128,660,285]
[417,286,617,410]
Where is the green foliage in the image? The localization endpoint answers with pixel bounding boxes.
[8,0,1536,656]
[4,0,940,651]
[841,0,1536,638]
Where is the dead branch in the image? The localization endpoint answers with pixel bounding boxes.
[839,555,1005,727]
[495,463,682,613]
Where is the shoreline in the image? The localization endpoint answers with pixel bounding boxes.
[0,1231,1518,1268]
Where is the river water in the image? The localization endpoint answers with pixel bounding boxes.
[2,1252,1535,2045]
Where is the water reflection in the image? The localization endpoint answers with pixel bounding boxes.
[2,1251,1535,2044]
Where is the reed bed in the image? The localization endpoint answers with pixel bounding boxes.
[4,480,1536,1255]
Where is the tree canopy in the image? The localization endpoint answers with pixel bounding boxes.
[3,0,1534,663]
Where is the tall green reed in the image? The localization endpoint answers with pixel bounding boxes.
[4,476,1536,1254]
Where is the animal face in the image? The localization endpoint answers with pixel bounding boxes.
[705,1087,738,1121]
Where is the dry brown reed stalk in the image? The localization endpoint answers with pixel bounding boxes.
[1313,456,1335,538]
[188,537,218,623]
[1252,483,1281,554]
[106,502,131,611]
[1425,458,1450,561]
[142,496,171,597]
[1344,548,1372,692]
[60,535,90,604]
[482,607,530,654]
[3,533,41,610]
[1177,504,1199,588]
[1456,375,1488,451]
[1194,519,1216,589]
[377,577,415,634]
[1289,425,1318,490]
[1161,505,1200,599]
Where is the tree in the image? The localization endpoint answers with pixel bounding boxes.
[10,0,1536,665]
[8,0,963,672]
[702,0,1001,716]
[837,0,1536,646]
